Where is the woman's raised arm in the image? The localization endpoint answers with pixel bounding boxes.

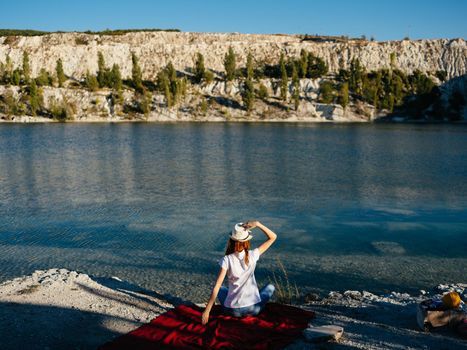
[245,221,277,256]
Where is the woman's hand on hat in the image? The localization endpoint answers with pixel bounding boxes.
[244,221,260,229]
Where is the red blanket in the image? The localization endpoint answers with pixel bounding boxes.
[99,303,314,349]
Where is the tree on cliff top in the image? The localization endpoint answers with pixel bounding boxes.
[224,47,236,82]
[280,52,288,101]
[56,58,66,87]
[131,52,144,93]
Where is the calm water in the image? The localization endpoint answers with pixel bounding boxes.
[0,123,466,301]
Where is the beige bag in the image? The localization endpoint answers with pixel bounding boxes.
[417,300,466,331]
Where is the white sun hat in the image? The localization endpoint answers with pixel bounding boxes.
[230,223,253,242]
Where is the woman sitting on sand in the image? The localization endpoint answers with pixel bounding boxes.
[202,221,277,324]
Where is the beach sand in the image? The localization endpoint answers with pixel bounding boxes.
[0,268,465,349]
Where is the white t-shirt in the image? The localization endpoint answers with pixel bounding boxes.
[219,248,261,308]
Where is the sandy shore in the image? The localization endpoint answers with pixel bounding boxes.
[0,268,465,349]
[0,269,174,349]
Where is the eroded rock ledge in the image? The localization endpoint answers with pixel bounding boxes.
[1,32,466,80]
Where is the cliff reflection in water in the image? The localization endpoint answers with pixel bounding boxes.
[0,123,466,297]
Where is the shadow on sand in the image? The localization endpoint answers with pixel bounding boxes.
[0,302,123,350]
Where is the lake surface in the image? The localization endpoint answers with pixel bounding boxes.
[0,122,466,301]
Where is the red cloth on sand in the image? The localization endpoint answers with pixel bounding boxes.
[99,302,315,350]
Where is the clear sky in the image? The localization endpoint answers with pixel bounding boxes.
[1,0,466,41]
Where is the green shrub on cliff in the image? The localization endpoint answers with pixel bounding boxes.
[109,64,123,91]
[12,69,21,85]
[49,97,72,121]
[292,64,300,110]
[194,52,206,84]
[136,91,152,115]
[279,53,288,101]
[97,52,107,88]
[85,71,99,91]
[161,74,173,108]
[246,53,255,80]
[22,52,30,83]
[242,78,255,112]
[131,52,144,93]
[391,72,405,106]
[36,68,53,86]
[55,58,66,87]
[166,62,178,103]
[156,61,187,108]
[224,47,237,82]
[257,50,327,81]
[110,64,123,103]
[299,49,308,79]
[0,54,13,84]
[242,55,256,112]
[348,58,365,96]
[338,82,349,109]
[92,52,124,92]
[0,90,24,117]
[28,80,43,116]
[306,52,328,79]
[347,67,436,111]
[409,70,435,95]
[204,70,214,84]
[319,80,335,104]
[257,83,269,100]
[193,52,213,84]
[198,98,209,115]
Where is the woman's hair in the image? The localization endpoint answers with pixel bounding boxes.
[225,238,251,265]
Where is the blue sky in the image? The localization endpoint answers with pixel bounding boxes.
[1,0,466,40]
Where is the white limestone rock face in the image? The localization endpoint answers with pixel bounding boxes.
[315,103,343,120]
[0,33,465,81]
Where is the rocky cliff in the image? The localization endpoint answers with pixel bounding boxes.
[0,32,466,122]
[1,32,466,80]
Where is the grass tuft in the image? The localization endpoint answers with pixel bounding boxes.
[269,257,300,304]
